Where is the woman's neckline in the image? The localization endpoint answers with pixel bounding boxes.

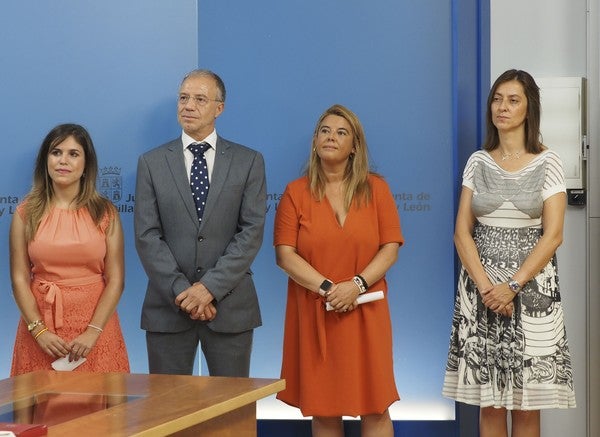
[483,149,548,174]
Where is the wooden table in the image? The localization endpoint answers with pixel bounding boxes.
[0,371,285,436]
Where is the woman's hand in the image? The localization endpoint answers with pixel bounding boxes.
[34,329,70,358]
[67,328,101,362]
[481,283,516,315]
[325,281,359,313]
[498,302,514,318]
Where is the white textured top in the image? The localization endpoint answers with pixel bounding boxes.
[463,149,566,228]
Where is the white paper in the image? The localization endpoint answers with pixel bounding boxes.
[51,356,87,371]
[325,290,384,311]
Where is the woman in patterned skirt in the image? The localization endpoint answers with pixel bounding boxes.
[443,70,576,437]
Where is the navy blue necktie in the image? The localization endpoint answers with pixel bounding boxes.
[188,142,211,222]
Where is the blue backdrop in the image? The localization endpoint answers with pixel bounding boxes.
[198,0,456,421]
[0,0,198,379]
[0,1,488,434]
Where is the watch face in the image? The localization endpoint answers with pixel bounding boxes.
[320,279,333,291]
[27,320,41,331]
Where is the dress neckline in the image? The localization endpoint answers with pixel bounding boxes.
[482,149,549,175]
[50,205,81,213]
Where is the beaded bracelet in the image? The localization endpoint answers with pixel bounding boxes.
[34,327,49,340]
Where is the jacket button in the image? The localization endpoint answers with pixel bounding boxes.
[198,236,204,242]
[196,268,202,273]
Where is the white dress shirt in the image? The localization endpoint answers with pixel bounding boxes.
[182,130,218,182]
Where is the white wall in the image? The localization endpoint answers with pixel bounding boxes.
[491,1,595,436]
[586,3,600,437]
[491,2,586,77]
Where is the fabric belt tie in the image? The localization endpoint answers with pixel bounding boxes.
[35,274,103,331]
[315,299,327,361]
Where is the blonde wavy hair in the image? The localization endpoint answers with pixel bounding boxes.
[306,104,374,211]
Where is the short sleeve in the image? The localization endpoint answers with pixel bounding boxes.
[273,182,301,248]
[542,150,567,200]
[461,152,481,191]
[372,176,404,247]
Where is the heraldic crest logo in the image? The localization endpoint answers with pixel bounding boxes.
[99,166,122,203]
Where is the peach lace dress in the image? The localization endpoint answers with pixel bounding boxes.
[10,205,130,375]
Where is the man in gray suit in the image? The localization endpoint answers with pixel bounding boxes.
[134,69,266,377]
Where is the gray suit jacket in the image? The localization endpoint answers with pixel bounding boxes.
[134,135,266,333]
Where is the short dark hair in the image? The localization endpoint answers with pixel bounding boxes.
[181,69,226,102]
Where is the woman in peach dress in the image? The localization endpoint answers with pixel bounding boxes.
[10,123,129,375]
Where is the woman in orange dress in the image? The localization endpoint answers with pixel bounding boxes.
[274,105,403,436]
[10,123,129,375]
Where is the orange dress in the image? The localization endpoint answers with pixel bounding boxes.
[11,205,130,375]
[274,175,404,416]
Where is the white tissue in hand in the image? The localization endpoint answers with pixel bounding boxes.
[51,356,87,371]
[326,290,384,311]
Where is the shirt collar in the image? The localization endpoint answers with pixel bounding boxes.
[181,130,217,151]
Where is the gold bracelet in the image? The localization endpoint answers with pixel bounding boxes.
[34,327,48,340]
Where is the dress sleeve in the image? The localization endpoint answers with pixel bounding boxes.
[372,176,404,246]
[273,183,300,248]
[461,152,480,191]
[542,150,567,200]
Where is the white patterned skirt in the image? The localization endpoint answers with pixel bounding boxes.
[442,223,576,410]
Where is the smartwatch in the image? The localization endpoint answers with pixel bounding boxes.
[508,279,522,294]
[318,279,333,296]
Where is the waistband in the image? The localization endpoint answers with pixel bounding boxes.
[33,274,103,330]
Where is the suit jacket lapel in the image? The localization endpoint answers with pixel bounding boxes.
[165,139,199,227]
[201,136,232,225]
